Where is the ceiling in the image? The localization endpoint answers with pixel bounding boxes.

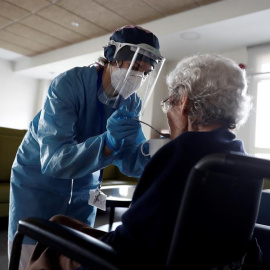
[0,0,221,57]
[1,0,270,79]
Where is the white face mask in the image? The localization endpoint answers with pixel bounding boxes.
[111,67,145,99]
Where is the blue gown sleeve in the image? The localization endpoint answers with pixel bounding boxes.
[37,69,113,179]
[113,144,150,178]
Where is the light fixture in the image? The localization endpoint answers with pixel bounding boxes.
[180,31,200,40]
[71,21,79,27]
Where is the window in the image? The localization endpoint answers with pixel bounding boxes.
[253,78,270,160]
[247,43,270,160]
[255,80,270,149]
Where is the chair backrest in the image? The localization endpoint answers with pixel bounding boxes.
[257,189,270,226]
[166,153,270,269]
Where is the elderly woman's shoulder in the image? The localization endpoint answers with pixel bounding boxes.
[166,128,233,148]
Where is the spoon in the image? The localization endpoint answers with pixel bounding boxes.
[133,118,170,138]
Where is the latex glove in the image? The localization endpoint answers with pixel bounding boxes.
[124,122,146,146]
[120,94,146,145]
[106,109,142,152]
[119,93,142,119]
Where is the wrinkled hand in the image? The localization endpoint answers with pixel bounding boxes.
[106,110,143,152]
[167,103,188,139]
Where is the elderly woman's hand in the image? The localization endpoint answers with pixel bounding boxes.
[166,98,189,139]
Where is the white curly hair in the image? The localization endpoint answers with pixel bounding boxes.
[166,53,252,129]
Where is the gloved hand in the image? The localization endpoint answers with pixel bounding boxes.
[124,124,146,147]
[106,109,143,152]
[120,94,146,145]
[119,93,142,119]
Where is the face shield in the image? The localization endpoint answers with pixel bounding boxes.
[98,41,165,115]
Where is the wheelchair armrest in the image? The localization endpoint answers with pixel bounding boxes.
[9,217,120,270]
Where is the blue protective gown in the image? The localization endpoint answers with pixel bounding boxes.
[8,65,149,244]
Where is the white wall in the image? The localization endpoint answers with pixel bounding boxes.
[0,58,49,130]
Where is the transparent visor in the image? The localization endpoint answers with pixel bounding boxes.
[98,42,165,115]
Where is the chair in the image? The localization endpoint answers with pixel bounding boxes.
[256,189,270,226]
[9,153,270,270]
[166,153,268,269]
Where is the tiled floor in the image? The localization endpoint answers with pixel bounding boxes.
[0,207,127,270]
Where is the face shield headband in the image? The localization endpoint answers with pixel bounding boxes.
[98,41,165,115]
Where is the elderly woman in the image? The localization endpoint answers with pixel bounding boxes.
[163,53,251,139]
[27,53,257,270]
